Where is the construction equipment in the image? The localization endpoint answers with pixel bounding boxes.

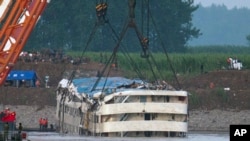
[0,0,49,86]
[0,0,49,140]
[0,107,26,141]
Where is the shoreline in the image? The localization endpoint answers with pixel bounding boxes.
[2,105,250,132]
[188,109,250,132]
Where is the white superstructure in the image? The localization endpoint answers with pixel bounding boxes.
[56,77,188,137]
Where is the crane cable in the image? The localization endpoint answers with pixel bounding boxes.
[91,21,130,92]
[67,23,99,85]
[105,18,146,80]
[145,0,165,82]
[147,3,182,90]
[141,0,144,34]
[144,0,165,81]
[107,22,145,80]
[68,0,110,85]
[102,21,146,80]
[133,22,159,83]
[132,0,160,83]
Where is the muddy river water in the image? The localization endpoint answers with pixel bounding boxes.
[27,132,229,141]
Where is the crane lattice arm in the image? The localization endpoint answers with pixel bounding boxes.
[0,0,49,86]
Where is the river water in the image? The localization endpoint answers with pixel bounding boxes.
[27,132,229,141]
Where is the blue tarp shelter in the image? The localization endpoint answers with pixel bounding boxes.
[6,70,37,87]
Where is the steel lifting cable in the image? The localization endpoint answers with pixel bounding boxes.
[121,48,145,79]
[147,4,182,90]
[85,0,112,92]
[147,51,164,80]
[141,0,161,82]
[138,50,165,82]
[62,22,100,134]
[92,0,161,91]
[107,21,145,79]
[132,21,159,83]
[141,0,150,43]
[68,0,108,85]
[62,0,110,134]
[99,47,115,93]
[107,22,145,80]
[91,21,130,92]
[67,23,99,85]
[84,0,127,93]
[145,57,158,83]
[140,0,150,38]
[100,63,112,93]
[146,0,150,38]
[141,0,144,34]
[145,0,163,82]
[91,15,121,92]
[142,0,165,80]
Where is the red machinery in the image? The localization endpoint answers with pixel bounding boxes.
[0,108,16,122]
[0,108,25,140]
[0,0,49,86]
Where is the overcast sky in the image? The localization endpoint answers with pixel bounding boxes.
[194,0,250,9]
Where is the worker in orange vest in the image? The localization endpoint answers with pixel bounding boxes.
[44,118,48,131]
[41,118,46,131]
[39,118,43,131]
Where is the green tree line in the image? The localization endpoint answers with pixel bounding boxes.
[25,0,200,53]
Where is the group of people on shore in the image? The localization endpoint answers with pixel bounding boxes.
[39,118,48,131]
[1,107,23,141]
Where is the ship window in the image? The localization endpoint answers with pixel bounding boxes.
[164,96,170,102]
[172,115,175,120]
[144,113,150,120]
[151,95,156,102]
[178,96,185,101]
[167,96,169,102]
[140,96,146,102]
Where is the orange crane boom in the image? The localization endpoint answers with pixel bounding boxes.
[0,0,49,86]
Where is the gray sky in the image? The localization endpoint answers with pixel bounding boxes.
[194,0,250,9]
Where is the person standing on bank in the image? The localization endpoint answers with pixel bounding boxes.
[18,123,23,134]
[39,118,43,131]
[4,122,9,141]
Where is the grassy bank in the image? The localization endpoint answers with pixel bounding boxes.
[66,46,250,81]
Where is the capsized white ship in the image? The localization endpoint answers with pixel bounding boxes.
[56,77,188,137]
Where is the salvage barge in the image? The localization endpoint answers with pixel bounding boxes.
[56,77,188,137]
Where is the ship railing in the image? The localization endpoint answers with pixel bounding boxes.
[114,95,130,103]
[120,131,128,137]
[119,113,129,137]
[120,113,128,121]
